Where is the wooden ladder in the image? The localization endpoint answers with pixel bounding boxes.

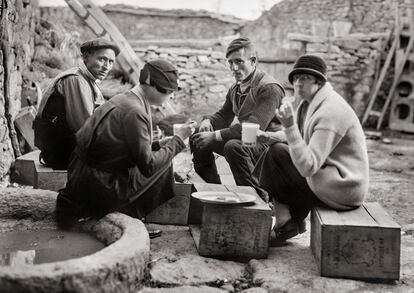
[64,0,177,115]
[362,7,414,129]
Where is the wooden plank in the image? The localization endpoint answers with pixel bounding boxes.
[314,205,342,226]
[378,10,414,129]
[34,161,67,191]
[362,30,398,125]
[310,209,323,273]
[337,205,378,227]
[364,202,401,228]
[189,225,201,250]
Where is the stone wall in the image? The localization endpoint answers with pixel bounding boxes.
[241,0,412,118]
[289,33,389,117]
[242,0,409,59]
[39,5,245,43]
[0,0,37,179]
[134,47,234,123]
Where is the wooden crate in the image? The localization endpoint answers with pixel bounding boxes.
[311,202,400,280]
[34,161,67,191]
[189,183,272,259]
[145,183,193,225]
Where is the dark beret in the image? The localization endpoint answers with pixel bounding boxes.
[80,38,120,56]
[226,37,252,58]
[139,59,179,92]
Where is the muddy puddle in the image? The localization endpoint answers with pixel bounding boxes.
[0,229,105,266]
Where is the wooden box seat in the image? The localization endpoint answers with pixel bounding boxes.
[311,202,400,281]
[189,183,272,259]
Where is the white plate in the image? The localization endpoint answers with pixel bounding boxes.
[191,191,256,205]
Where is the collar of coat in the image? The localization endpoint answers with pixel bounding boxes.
[299,82,334,129]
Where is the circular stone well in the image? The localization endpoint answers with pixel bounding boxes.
[0,188,150,293]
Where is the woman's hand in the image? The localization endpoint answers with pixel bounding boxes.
[275,101,295,128]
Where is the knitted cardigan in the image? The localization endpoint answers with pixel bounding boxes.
[284,82,369,210]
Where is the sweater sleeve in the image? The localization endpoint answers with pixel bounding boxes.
[220,83,284,140]
[123,109,185,177]
[284,124,343,177]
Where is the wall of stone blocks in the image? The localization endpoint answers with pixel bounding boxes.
[39,6,245,43]
[242,0,409,59]
[290,33,388,117]
[0,0,36,179]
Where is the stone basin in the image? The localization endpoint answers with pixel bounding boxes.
[0,188,150,293]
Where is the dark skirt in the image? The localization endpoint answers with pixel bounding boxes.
[254,142,323,222]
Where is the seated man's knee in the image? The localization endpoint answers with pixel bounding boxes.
[223,139,243,157]
[267,142,290,162]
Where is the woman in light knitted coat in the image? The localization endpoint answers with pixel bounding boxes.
[254,55,369,243]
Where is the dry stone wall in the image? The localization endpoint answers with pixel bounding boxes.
[134,47,234,123]
[242,0,409,59]
[39,5,245,43]
[289,33,389,117]
[0,0,36,179]
[241,0,412,118]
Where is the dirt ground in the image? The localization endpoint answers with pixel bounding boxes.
[139,134,414,293]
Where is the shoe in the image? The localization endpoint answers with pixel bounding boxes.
[273,219,306,243]
[148,229,162,239]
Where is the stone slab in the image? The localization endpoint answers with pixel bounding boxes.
[34,161,67,191]
[138,286,227,293]
[13,150,40,186]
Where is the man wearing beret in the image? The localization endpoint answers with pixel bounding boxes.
[56,59,196,238]
[191,37,285,199]
[34,37,120,169]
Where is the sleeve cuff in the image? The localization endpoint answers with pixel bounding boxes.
[215,130,223,141]
[284,124,303,146]
[173,135,186,149]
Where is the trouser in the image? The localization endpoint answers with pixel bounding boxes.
[56,154,175,228]
[190,136,268,198]
[257,143,322,222]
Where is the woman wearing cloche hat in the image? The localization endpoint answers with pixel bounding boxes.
[56,59,196,239]
[254,54,369,244]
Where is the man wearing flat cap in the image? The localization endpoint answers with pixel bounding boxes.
[34,37,120,169]
[56,59,196,238]
[191,37,285,199]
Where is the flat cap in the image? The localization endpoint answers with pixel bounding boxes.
[226,37,252,58]
[80,37,120,56]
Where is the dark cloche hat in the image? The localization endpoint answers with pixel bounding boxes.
[140,59,179,92]
[288,54,327,84]
[80,37,120,56]
[226,37,252,58]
